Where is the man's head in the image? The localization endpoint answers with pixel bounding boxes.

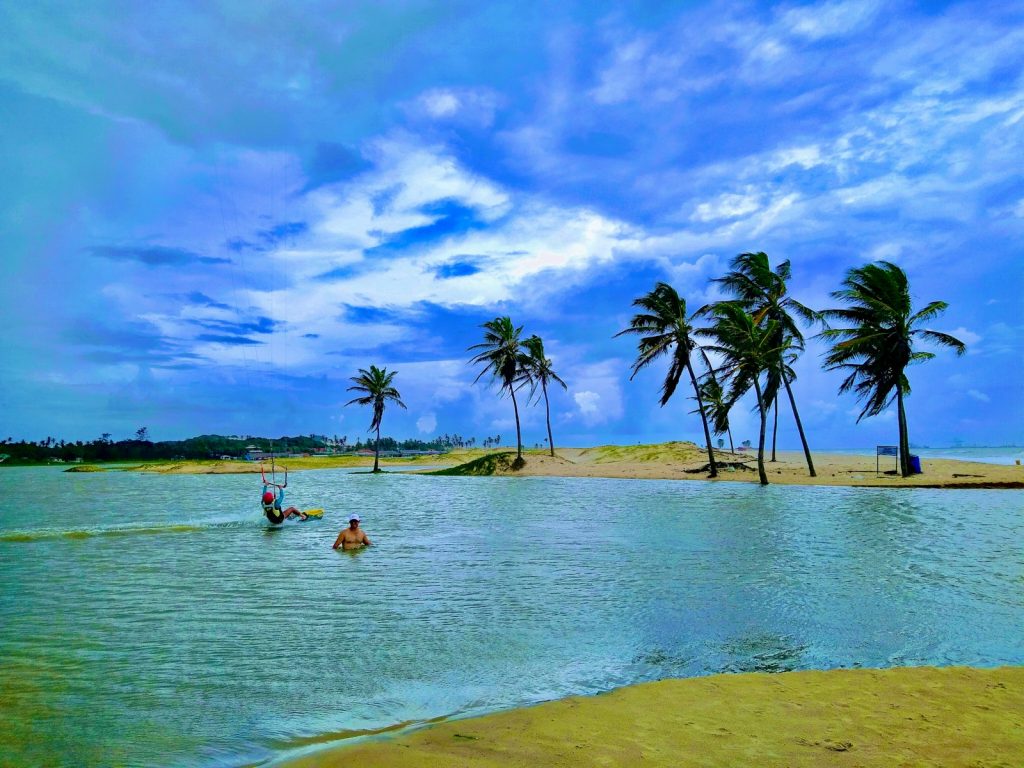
[262,491,275,505]
[348,514,360,528]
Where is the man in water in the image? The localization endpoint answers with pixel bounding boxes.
[333,514,371,549]
[262,488,307,524]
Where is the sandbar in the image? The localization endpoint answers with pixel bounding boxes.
[429,444,1024,489]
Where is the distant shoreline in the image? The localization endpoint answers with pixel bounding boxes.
[52,443,1024,488]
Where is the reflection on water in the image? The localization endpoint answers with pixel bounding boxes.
[0,467,1022,767]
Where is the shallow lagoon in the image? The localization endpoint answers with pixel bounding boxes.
[1,466,1021,767]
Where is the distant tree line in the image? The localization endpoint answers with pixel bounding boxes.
[0,431,482,466]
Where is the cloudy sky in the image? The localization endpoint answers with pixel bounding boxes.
[2,0,1022,449]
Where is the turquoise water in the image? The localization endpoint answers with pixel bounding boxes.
[1,466,1022,767]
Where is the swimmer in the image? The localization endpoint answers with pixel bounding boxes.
[332,514,371,549]
[261,487,307,524]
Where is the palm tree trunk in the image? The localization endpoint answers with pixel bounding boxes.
[727,428,734,455]
[784,376,816,477]
[897,385,911,477]
[373,425,380,473]
[542,380,555,457]
[510,386,523,461]
[753,376,769,485]
[770,398,778,462]
[686,360,718,478]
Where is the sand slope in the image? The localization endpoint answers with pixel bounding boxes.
[284,666,1024,767]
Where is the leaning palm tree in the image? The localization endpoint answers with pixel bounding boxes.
[699,302,784,485]
[345,365,407,473]
[616,282,718,477]
[468,317,530,468]
[691,370,734,455]
[518,335,568,457]
[819,261,966,477]
[710,252,819,476]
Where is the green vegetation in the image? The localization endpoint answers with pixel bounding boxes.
[820,261,966,477]
[346,365,407,473]
[428,452,518,476]
[577,441,704,464]
[64,464,107,472]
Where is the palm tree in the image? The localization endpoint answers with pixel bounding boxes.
[468,317,529,468]
[710,252,819,476]
[345,365,407,473]
[518,335,568,457]
[819,261,966,477]
[616,282,718,477]
[691,371,734,454]
[699,302,784,485]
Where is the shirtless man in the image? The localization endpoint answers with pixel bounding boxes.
[332,514,372,550]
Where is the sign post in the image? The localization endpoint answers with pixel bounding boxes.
[876,445,898,475]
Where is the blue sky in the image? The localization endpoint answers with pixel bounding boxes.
[1,0,1022,449]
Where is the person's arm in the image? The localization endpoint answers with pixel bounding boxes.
[332,531,346,549]
[360,531,372,546]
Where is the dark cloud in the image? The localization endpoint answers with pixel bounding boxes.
[258,221,308,244]
[365,200,489,257]
[313,264,365,282]
[434,260,483,279]
[89,245,231,266]
[343,305,395,324]
[303,142,372,191]
[185,291,231,310]
[225,237,264,253]
[188,316,278,335]
[65,318,201,368]
[195,334,263,345]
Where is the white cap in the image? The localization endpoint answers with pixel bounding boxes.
[349,514,361,522]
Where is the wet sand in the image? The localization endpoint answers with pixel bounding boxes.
[282,666,1024,767]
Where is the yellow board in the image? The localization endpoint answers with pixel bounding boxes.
[303,508,324,518]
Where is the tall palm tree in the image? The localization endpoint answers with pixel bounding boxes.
[518,335,568,457]
[468,317,530,467]
[616,282,718,477]
[345,365,407,473]
[710,252,819,476]
[819,261,966,477]
[699,302,784,485]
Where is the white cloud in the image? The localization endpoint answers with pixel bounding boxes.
[691,191,762,222]
[780,0,880,41]
[420,89,460,117]
[567,359,625,427]
[575,390,600,414]
[410,87,503,126]
[946,327,982,346]
[967,389,990,403]
[416,413,437,433]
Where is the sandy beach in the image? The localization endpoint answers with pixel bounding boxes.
[429,443,1024,489]
[282,665,1024,767]
[113,443,1024,488]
